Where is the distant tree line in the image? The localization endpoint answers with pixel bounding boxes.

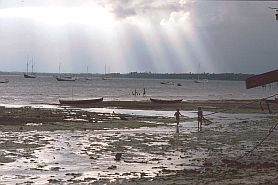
[0,71,253,81]
[105,72,253,81]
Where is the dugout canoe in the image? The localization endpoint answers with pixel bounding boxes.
[150,98,183,104]
[59,97,103,105]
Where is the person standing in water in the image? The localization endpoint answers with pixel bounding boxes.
[143,88,146,96]
[174,109,182,133]
[197,107,203,132]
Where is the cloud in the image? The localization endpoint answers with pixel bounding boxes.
[95,0,193,20]
[160,11,191,25]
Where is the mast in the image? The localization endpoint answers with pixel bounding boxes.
[59,63,61,78]
[26,62,29,74]
[31,57,34,73]
[105,64,106,75]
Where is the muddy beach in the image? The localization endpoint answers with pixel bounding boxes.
[0,100,277,184]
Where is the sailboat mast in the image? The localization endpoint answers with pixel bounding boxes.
[31,57,34,73]
[26,61,29,74]
[105,64,106,75]
[59,63,61,77]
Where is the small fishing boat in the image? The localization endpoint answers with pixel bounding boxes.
[160,81,174,85]
[55,76,76,82]
[194,79,208,83]
[56,63,76,81]
[24,57,37,78]
[24,73,36,78]
[150,98,183,104]
[59,97,103,105]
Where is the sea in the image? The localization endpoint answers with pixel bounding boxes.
[0,75,277,105]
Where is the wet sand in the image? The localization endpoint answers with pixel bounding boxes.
[0,100,277,184]
[57,99,278,113]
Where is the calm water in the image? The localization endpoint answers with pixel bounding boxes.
[0,75,276,105]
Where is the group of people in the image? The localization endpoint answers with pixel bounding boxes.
[174,107,210,133]
[131,88,146,96]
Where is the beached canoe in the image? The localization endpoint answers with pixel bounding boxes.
[150,98,182,104]
[59,97,103,105]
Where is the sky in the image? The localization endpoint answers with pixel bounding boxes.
[0,0,277,74]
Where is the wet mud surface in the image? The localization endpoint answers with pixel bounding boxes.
[0,101,277,184]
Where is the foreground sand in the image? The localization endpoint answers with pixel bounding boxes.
[0,100,277,184]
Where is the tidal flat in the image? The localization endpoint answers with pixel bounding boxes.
[0,100,277,185]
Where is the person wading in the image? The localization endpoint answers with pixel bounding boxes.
[197,107,203,132]
[174,109,182,133]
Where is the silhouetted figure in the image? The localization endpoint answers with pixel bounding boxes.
[174,109,182,133]
[197,107,203,132]
[143,88,146,96]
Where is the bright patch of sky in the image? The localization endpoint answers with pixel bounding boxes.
[0,0,277,74]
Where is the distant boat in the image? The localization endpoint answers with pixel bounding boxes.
[0,79,9,83]
[194,63,208,83]
[24,73,36,78]
[55,63,76,82]
[24,57,37,78]
[85,66,92,80]
[59,97,103,105]
[194,79,208,83]
[56,76,76,82]
[160,81,174,85]
[150,98,183,104]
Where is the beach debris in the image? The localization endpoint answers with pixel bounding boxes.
[50,166,61,171]
[119,115,128,121]
[107,165,117,170]
[115,153,122,161]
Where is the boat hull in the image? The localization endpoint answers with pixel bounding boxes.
[24,74,36,78]
[150,98,182,104]
[56,77,76,81]
[59,97,103,105]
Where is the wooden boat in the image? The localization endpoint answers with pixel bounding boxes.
[150,98,182,104]
[194,79,208,83]
[24,57,37,78]
[59,97,103,105]
[24,73,36,78]
[56,76,76,82]
[160,81,174,85]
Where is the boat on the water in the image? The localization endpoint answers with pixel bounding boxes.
[24,57,37,78]
[59,97,103,105]
[150,98,183,104]
[24,73,36,78]
[55,76,76,82]
[194,79,208,83]
[56,63,76,81]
